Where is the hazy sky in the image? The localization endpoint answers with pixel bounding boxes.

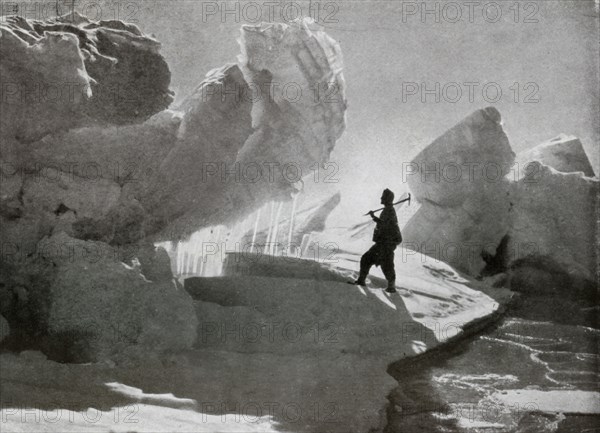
[11,0,597,223]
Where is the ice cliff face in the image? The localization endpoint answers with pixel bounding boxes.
[0,15,347,360]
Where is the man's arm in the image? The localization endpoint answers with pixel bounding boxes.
[368,211,382,224]
[370,208,395,224]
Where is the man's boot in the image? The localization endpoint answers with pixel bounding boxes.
[353,272,367,286]
[385,280,397,293]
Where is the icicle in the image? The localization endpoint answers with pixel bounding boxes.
[300,233,311,258]
[177,241,183,274]
[191,252,197,274]
[199,241,204,276]
[287,194,298,254]
[270,201,283,255]
[184,246,189,274]
[265,201,275,248]
[207,225,222,277]
[206,229,213,277]
[250,208,261,253]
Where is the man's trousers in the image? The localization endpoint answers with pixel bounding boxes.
[358,243,396,283]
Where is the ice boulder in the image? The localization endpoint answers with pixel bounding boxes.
[506,162,598,287]
[28,233,196,362]
[136,244,175,284]
[238,18,346,168]
[516,134,595,177]
[146,64,254,227]
[403,179,512,275]
[0,16,91,143]
[402,108,598,287]
[177,64,253,149]
[73,16,173,125]
[227,18,347,216]
[403,107,514,275]
[403,108,598,290]
[152,18,347,240]
[23,110,182,179]
[21,172,121,228]
[0,16,349,364]
[0,110,181,248]
[406,106,514,207]
[2,16,346,247]
[0,13,173,143]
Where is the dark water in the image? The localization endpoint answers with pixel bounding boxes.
[386,298,600,433]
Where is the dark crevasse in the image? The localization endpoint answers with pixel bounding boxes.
[385,295,600,433]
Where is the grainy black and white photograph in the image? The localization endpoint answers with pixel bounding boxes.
[0,0,598,432]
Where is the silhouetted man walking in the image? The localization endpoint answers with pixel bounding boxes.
[353,188,402,293]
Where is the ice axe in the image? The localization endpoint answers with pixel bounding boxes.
[364,193,411,216]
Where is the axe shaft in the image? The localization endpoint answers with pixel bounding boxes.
[365,193,411,216]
